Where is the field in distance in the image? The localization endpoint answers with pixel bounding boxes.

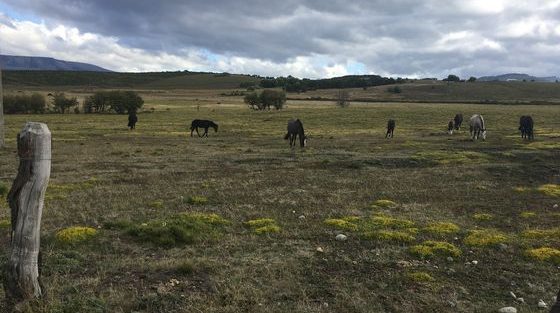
[1,88,560,312]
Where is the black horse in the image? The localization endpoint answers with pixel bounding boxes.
[519,115,534,140]
[128,112,138,130]
[454,113,463,130]
[386,119,395,138]
[284,119,307,147]
[190,119,218,137]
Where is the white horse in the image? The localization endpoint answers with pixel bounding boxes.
[469,114,486,140]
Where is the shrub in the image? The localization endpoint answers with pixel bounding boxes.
[52,92,79,114]
[3,93,47,114]
[387,86,402,94]
[244,90,286,110]
[84,90,143,114]
[56,226,98,244]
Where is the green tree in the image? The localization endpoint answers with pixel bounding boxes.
[445,74,461,82]
[335,89,350,107]
[467,76,477,82]
[52,92,78,114]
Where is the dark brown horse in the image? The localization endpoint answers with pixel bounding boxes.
[190,119,218,137]
[284,119,307,147]
[386,119,395,138]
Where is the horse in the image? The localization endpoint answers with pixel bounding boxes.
[454,114,463,130]
[519,115,534,140]
[284,119,306,147]
[447,120,454,135]
[128,112,138,130]
[190,119,218,137]
[469,114,486,140]
[386,119,395,138]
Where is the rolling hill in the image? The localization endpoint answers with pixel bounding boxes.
[0,55,111,72]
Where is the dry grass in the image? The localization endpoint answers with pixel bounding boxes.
[0,88,559,312]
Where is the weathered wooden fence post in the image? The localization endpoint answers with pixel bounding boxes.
[0,64,4,147]
[4,122,51,305]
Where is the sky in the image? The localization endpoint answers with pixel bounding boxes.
[0,0,560,79]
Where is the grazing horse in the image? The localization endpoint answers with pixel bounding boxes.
[128,112,138,130]
[519,115,534,140]
[454,114,463,130]
[190,119,218,137]
[284,119,307,147]
[447,120,454,135]
[469,114,486,140]
[386,119,395,138]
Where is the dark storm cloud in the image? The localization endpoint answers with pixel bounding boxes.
[3,0,560,77]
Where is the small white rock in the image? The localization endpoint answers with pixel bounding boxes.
[498,307,517,313]
[538,299,548,308]
[472,260,478,265]
[316,247,324,253]
[509,291,517,299]
[446,256,454,262]
[298,215,306,220]
[515,297,525,304]
[553,204,559,209]
[335,234,348,241]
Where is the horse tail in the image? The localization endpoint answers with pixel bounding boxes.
[480,115,485,131]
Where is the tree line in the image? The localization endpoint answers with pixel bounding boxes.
[3,90,144,114]
[254,75,405,92]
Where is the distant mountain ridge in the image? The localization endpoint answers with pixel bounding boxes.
[0,54,111,72]
[478,73,558,82]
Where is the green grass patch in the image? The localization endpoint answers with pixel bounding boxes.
[46,177,98,200]
[324,218,359,231]
[371,199,397,208]
[464,229,509,247]
[423,222,460,235]
[538,184,560,197]
[370,213,415,229]
[526,247,560,264]
[520,211,537,218]
[414,150,489,165]
[186,195,209,205]
[55,226,98,244]
[0,182,8,196]
[410,241,461,258]
[245,218,281,235]
[118,212,229,247]
[363,230,416,243]
[407,271,435,283]
[149,200,164,209]
[0,219,11,229]
[473,213,493,221]
[521,228,560,240]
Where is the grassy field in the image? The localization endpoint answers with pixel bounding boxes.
[1,89,560,312]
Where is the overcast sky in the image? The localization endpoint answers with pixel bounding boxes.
[1,0,559,78]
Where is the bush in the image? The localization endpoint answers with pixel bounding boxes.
[84,90,143,114]
[244,90,286,110]
[387,86,402,94]
[52,92,79,114]
[3,93,47,114]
